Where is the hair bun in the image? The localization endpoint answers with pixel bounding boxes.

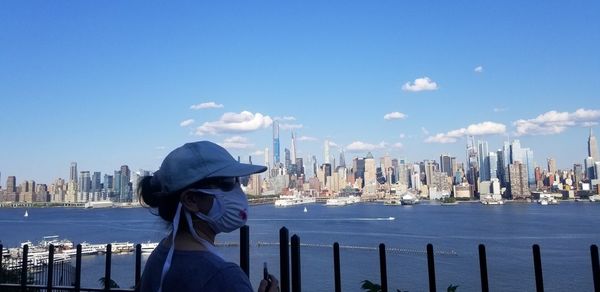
[139,176,162,207]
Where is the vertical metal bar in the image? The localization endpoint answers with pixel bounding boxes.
[478,244,489,292]
[280,227,290,292]
[291,234,301,292]
[135,244,142,292]
[21,244,28,292]
[379,243,388,292]
[75,244,82,292]
[532,244,544,292]
[0,244,3,284]
[105,244,112,291]
[591,244,599,292]
[240,225,250,277]
[47,244,55,291]
[427,244,436,292]
[333,242,341,292]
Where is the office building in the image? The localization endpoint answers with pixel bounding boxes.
[589,128,599,163]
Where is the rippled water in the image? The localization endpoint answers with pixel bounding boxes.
[1,202,599,291]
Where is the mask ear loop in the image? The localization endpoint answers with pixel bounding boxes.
[184,210,224,260]
[157,202,183,292]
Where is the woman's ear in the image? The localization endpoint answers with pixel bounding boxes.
[181,191,213,215]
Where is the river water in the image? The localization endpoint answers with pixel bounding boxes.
[1,202,599,291]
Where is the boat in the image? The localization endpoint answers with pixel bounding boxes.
[303,207,308,213]
[590,195,600,202]
[401,194,417,205]
[325,195,361,206]
[24,210,28,218]
[84,201,114,208]
[480,194,504,205]
[538,197,558,205]
[274,193,317,207]
[383,197,401,206]
[141,242,159,254]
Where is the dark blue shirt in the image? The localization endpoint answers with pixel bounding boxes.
[140,242,253,292]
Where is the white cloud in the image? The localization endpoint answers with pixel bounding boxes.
[474,66,484,73]
[399,133,406,139]
[328,141,338,148]
[190,102,224,110]
[402,77,438,92]
[421,127,430,135]
[279,123,303,130]
[195,111,273,136]
[179,119,195,127]
[219,136,254,149]
[346,141,386,152]
[250,150,265,156]
[298,136,317,141]
[493,107,507,113]
[392,142,403,148]
[383,112,407,120]
[425,121,507,144]
[514,108,600,136]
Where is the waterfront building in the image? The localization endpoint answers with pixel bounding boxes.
[65,180,77,202]
[508,161,531,199]
[273,121,280,164]
[120,165,131,202]
[6,176,16,194]
[497,149,507,187]
[589,128,599,163]
[510,140,522,164]
[524,148,535,186]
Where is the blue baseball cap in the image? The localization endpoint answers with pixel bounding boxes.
[153,141,267,193]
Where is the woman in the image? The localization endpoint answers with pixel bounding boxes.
[138,141,279,292]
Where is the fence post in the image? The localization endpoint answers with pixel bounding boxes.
[333,242,341,292]
[240,225,250,277]
[280,227,290,292]
[379,243,388,292]
[591,244,599,292]
[532,244,544,292]
[21,244,28,292]
[75,244,82,292]
[427,244,436,292]
[291,234,301,292]
[478,244,489,292]
[0,244,3,284]
[47,244,55,291]
[105,244,112,291]
[135,244,142,292]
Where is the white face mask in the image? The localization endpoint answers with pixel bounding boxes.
[190,184,249,234]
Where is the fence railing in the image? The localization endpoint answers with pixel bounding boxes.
[1,226,599,292]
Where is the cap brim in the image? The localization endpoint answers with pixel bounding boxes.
[207,162,267,178]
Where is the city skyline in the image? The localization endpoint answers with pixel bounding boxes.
[1,1,600,183]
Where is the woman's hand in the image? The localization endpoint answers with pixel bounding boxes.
[258,274,279,292]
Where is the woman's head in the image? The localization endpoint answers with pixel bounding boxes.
[138,141,266,225]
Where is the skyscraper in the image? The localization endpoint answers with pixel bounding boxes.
[524,148,535,185]
[585,157,595,180]
[6,176,16,193]
[510,140,522,164]
[440,154,454,177]
[70,162,78,182]
[339,150,346,168]
[273,121,280,164]
[589,128,599,163]
[547,158,557,174]
[478,141,490,181]
[508,161,530,199]
[290,131,297,162]
[488,152,498,180]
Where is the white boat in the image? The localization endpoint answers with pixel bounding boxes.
[84,201,114,208]
[383,197,401,206]
[325,195,361,206]
[141,242,159,254]
[538,197,558,205]
[401,194,417,205]
[274,194,316,207]
[303,207,308,213]
[24,210,28,218]
[590,195,600,202]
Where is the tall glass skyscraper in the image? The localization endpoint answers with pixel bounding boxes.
[273,121,280,164]
[589,128,599,163]
[478,141,490,181]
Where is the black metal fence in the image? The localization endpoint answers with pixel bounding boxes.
[1,225,599,292]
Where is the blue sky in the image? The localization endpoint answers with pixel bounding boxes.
[1,1,599,184]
